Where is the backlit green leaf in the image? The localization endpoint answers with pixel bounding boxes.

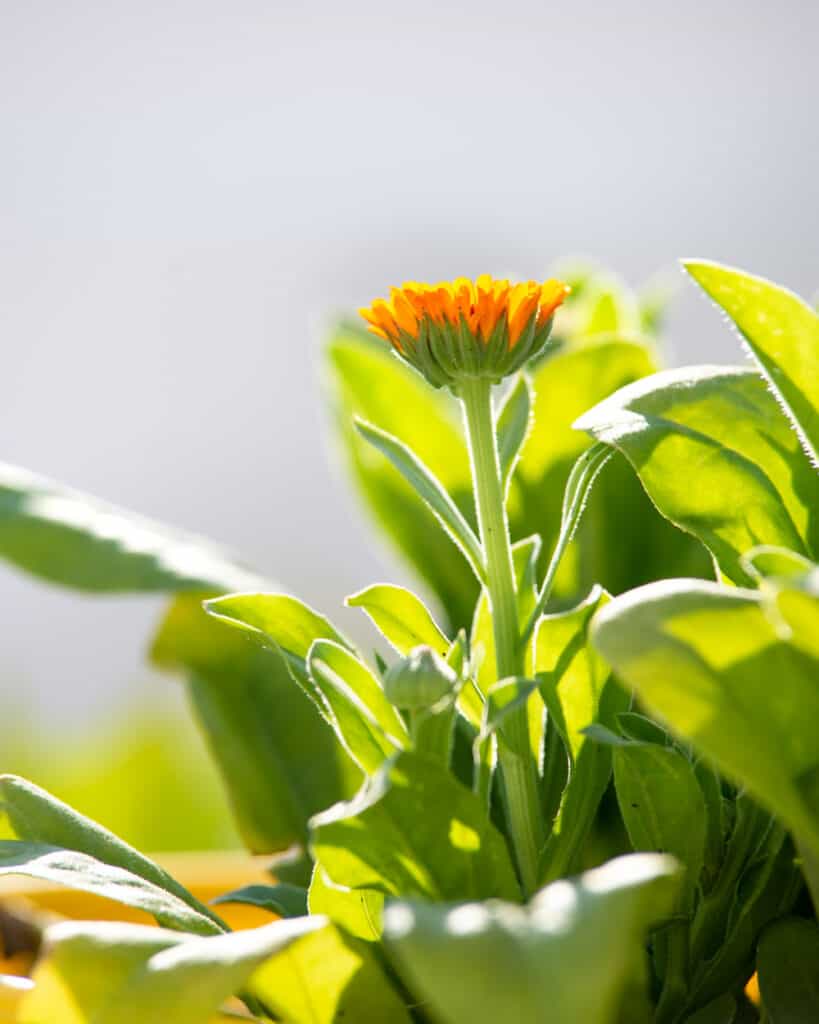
[533,587,627,883]
[310,751,520,903]
[0,775,222,934]
[327,330,478,627]
[20,917,324,1024]
[346,583,450,657]
[306,641,405,774]
[576,367,819,584]
[0,842,221,936]
[0,463,258,593]
[513,339,710,601]
[153,598,359,853]
[497,375,532,489]
[384,853,679,1024]
[308,864,384,942]
[355,418,485,582]
[591,580,819,857]
[684,260,819,466]
[249,918,411,1024]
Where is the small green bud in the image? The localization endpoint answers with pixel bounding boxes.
[383,645,458,710]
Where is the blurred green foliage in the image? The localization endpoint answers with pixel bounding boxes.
[0,695,240,852]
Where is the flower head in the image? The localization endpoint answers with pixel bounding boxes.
[360,275,570,388]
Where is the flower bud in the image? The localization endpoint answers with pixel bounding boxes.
[383,645,458,710]
[360,276,570,390]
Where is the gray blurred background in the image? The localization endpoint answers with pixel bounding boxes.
[1,0,817,728]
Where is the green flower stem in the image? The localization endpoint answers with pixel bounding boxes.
[459,376,543,896]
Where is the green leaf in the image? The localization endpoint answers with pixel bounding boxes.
[757,917,819,1022]
[346,583,450,657]
[306,641,406,774]
[384,852,679,1024]
[497,375,532,489]
[308,864,384,942]
[682,994,736,1023]
[534,587,628,883]
[355,418,485,582]
[575,367,819,585]
[0,842,222,936]
[684,260,819,467]
[690,816,801,1008]
[212,883,308,919]
[153,597,359,854]
[0,775,223,934]
[746,549,819,660]
[0,463,259,593]
[204,592,350,661]
[591,579,819,857]
[326,328,478,628]
[249,918,412,1024]
[482,678,540,757]
[20,916,324,1024]
[203,591,409,777]
[612,744,707,908]
[310,640,408,741]
[513,338,711,601]
[310,751,521,902]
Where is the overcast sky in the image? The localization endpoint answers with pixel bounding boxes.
[1,0,817,725]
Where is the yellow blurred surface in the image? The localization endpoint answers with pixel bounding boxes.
[0,851,276,934]
[1,853,277,1020]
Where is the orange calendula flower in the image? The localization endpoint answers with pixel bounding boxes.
[360,275,570,389]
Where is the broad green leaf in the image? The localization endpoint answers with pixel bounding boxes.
[249,918,411,1024]
[204,592,349,662]
[20,916,324,1024]
[308,864,384,942]
[745,549,819,660]
[310,751,520,902]
[202,591,357,725]
[685,260,819,466]
[534,587,628,882]
[513,337,710,602]
[0,842,221,936]
[757,917,819,1022]
[346,583,450,657]
[153,598,359,853]
[203,592,408,776]
[0,463,258,593]
[591,580,819,857]
[355,418,485,581]
[682,994,736,1023]
[212,883,308,919]
[612,744,707,908]
[0,775,223,933]
[497,375,532,489]
[576,367,819,585]
[690,817,801,1008]
[309,639,408,741]
[306,641,405,774]
[326,328,478,628]
[384,852,679,1024]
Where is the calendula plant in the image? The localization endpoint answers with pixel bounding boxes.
[0,260,816,1023]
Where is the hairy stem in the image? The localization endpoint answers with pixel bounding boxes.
[459,375,543,896]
